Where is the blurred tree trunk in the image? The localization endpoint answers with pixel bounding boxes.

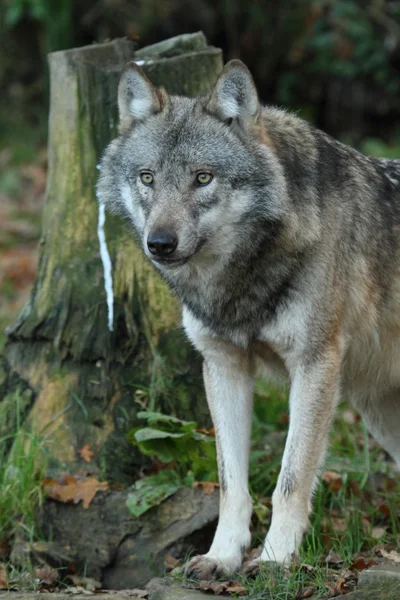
[0,33,223,483]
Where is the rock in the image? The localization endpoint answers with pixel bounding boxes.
[10,539,76,569]
[358,561,400,586]
[146,578,205,600]
[11,487,218,589]
[334,562,400,599]
[335,584,400,599]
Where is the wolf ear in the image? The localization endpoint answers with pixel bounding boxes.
[207,60,260,124]
[118,62,164,130]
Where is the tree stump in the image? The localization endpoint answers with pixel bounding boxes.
[1,33,223,482]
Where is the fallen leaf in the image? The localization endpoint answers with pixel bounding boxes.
[164,554,181,570]
[226,583,247,596]
[199,580,227,595]
[322,471,342,492]
[326,550,344,567]
[378,503,391,517]
[296,586,315,599]
[0,566,7,590]
[196,427,215,435]
[350,556,376,571]
[371,526,386,539]
[328,577,346,597]
[339,567,357,583]
[78,444,95,463]
[35,564,59,586]
[380,548,400,563]
[64,586,88,594]
[329,517,347,532]
[198,580,247,596]
[192,481,219,494]
[67,575,102,591]
[43,475,108,509]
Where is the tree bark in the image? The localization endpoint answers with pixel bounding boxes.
[1,33,223,483]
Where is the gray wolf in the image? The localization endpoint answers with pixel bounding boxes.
[97,59,400,578]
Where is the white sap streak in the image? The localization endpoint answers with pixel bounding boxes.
[97,198,114,332]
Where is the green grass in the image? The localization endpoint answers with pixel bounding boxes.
[240,386,400,598]
[0,394,48,542]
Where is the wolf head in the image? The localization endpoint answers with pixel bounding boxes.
[97,60,289,274]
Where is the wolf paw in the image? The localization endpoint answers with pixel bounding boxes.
[184,555,233,580]
[242,557,263,578]
[242,557,288,578]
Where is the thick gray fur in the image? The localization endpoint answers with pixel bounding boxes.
[98,59,400,578]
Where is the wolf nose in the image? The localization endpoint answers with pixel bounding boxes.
[147,231,178,257]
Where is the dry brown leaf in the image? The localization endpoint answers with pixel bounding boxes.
[192,481,219,494]
[196,427,215,435]
[0,566,7,590]
[328,577,346,597]
[378,503,391,517]
[43,475,108,509]
[164,554,181,570]
[296,586,315,599]
[322,471,342,493]
[226,583,247,596]
[78,444,94,463]
[326,550,344,567]
[199,580,227,595]
[35,564,59,586]
[380,548,400,563]
[371,526,386,539]
[67,575,102,591]
[198,580,247,596]
[330,517,347,533]
[350,556,376,571]
[64,586,89,595]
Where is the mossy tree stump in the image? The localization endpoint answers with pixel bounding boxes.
[0,33,223,482]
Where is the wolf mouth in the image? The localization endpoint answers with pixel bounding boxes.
[151,257,188,268]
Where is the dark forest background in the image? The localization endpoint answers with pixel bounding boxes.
[2,0,400,147]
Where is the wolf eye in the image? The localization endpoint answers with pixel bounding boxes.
[196,173,213,186]
[140,172,154,186]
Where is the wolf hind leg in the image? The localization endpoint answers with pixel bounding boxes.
[350,388,400,465]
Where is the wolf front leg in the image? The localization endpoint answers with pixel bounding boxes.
[253,349,342,569]
[183,310,254,579]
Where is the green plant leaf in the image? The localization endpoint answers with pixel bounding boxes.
[134,427,188,442]
[136,411,197,431]
[126,470,181,517]
[129,411,216,479]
